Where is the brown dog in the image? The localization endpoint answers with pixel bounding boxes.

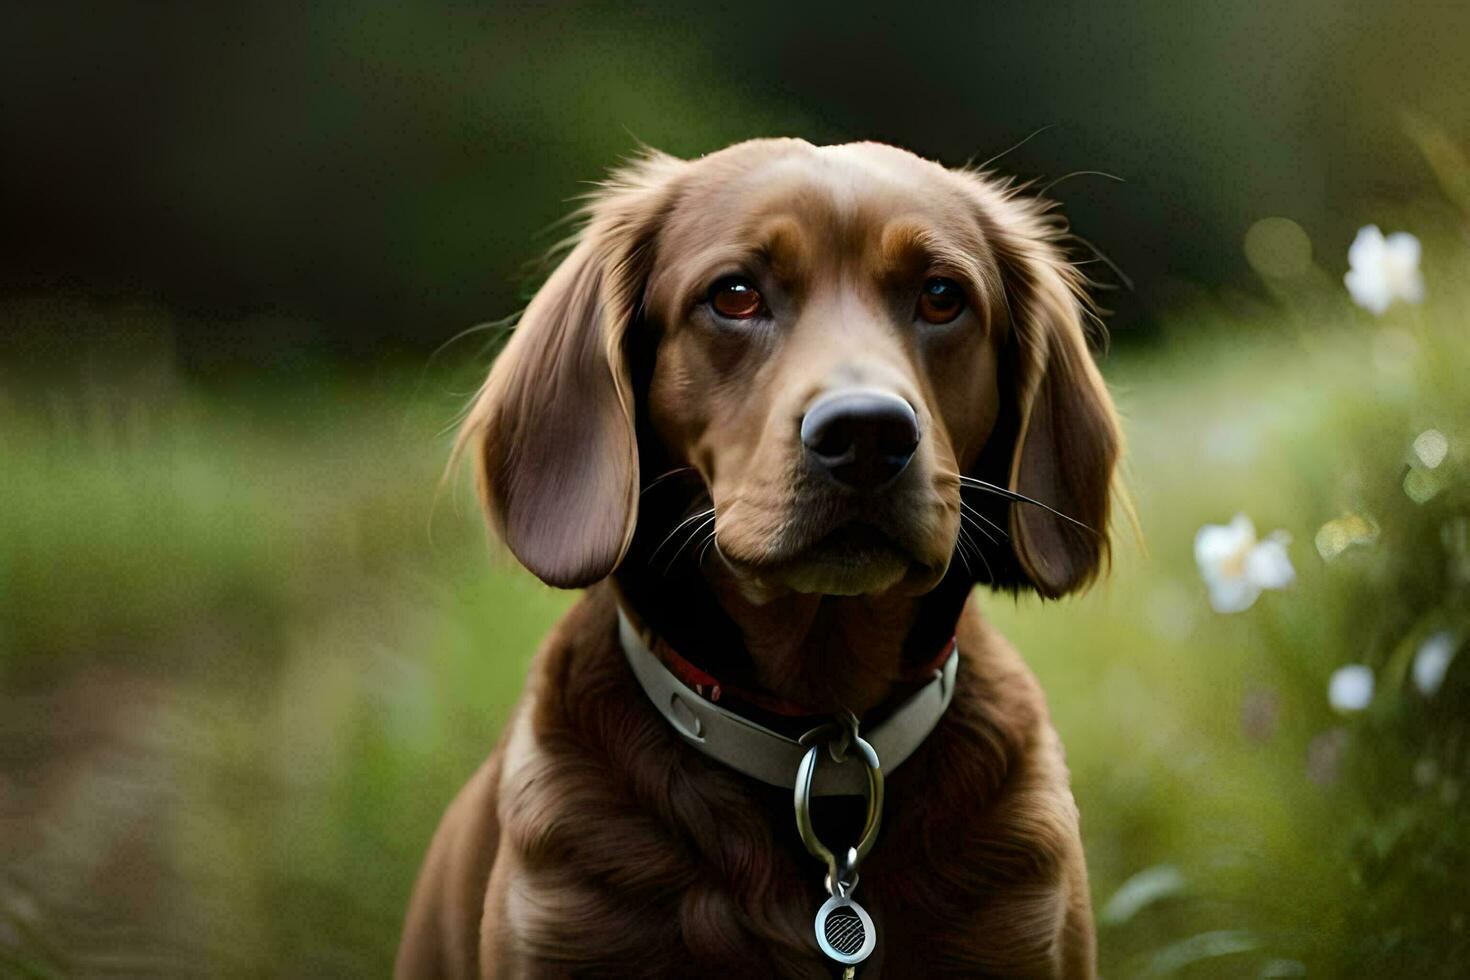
[398,139,1120,978]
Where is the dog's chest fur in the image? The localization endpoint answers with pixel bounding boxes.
[482,586,1086,978]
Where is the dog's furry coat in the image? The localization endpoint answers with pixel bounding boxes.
[398,139,1118,977]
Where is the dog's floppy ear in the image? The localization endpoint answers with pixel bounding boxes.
[964,176,1122,598]
[456,152,683,588]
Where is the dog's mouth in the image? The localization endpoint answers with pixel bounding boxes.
[728,520,945,597]
[800,522,904,566]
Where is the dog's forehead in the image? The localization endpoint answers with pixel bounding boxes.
[658,141,976,261]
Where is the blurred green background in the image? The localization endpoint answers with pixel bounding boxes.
[2,2,1468,976]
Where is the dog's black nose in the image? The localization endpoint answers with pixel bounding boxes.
[800,389,920,491]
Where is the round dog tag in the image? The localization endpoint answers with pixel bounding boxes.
[814,894,876,965]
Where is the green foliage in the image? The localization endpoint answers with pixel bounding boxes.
[0,369,571,974]
[993,219,1469,974]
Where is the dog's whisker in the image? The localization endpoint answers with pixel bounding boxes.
[968,124,1055,173]
[959,527,989,583]
[1038,169,1125,197]
[959,499,1006,543]
[958,511,997,548]
[949,474,1097,534]
[695,528,721,569]
[647,506,716,563]
[664,514,717,574]
[957,515,996,583]
[961,529,990,582]
[954,518,975,554]
[936,469,1093,533]
[951,525,977,578]
[663,513,717,574]
[1064,232,1134,292]
[966,512,1005,545]
[640,466,698,497]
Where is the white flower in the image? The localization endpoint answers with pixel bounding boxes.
[1344,225,1424,314]
[1328,664,1375,713]
[1413,632,1456,697]
[1194,514,1296,613]
[1412,429,1448,469]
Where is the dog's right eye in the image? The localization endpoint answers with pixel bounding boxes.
[917,277,966,325]
[708,277,765,320]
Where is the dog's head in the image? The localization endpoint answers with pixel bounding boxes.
[459,139,1120,603]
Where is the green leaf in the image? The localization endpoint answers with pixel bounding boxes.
[1147,930,1261,976]
[1100,864,1186,926]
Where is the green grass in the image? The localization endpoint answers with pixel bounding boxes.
[1,274,1466,975]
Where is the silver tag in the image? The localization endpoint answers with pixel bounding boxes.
[815,894,876,965]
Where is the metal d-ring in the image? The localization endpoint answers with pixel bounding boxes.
[793,714,884,891]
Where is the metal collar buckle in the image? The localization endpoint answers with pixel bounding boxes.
[794,710,883,974]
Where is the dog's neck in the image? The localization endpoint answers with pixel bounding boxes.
[702,572,921,714]
[615,553,972,717]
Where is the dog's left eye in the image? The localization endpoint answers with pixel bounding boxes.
[917,277,966,325]
[708,277,766,320]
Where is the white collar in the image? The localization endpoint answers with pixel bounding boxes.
[617,607,959,796]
